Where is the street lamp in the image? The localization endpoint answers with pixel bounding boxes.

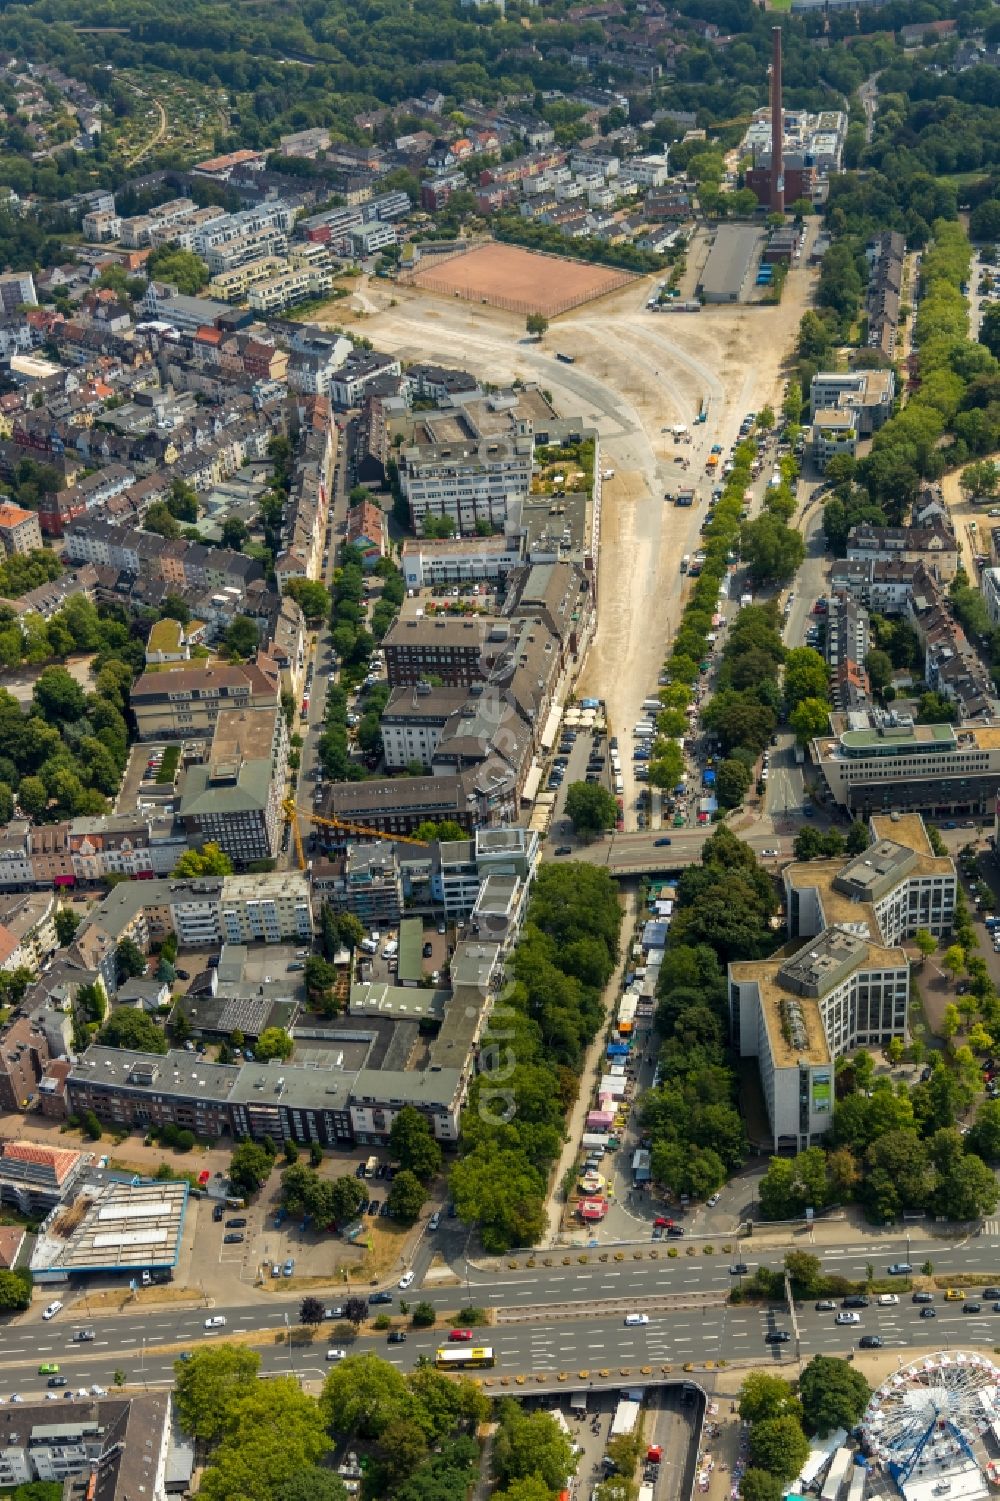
[140,1338,146,1389]
[284,1312,296,1381]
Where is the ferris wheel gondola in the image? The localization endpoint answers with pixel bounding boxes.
[861,1352,1000,1493]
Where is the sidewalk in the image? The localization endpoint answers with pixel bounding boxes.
[541,886,638,1245]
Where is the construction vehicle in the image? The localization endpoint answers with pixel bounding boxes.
[281,797,430,870]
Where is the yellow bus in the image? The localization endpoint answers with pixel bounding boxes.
[434,1346,495,1370]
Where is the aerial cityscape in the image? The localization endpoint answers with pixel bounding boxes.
[0,0,999,1499]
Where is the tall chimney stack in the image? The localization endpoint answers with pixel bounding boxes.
[771,25,784,214]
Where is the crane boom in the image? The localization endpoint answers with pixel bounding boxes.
[281,797,430,869]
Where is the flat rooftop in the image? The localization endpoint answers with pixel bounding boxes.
[31,1180,188,1277]
[698,225,762,299]
[832,839,919,903]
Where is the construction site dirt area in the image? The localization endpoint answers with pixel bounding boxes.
[406,241,634,316]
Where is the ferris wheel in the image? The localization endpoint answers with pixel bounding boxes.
[861,1352,1000,1489]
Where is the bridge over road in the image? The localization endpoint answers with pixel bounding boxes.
[559,827,784,877]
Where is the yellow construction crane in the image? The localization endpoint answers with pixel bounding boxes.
[281,797,430,870]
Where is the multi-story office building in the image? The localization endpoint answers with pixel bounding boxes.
[383,613,495,687]
[179,705,288,865]
[400,423,534,536]
[730,814,952,1150]
[730,928,908,1152]
[811,710,1000,816]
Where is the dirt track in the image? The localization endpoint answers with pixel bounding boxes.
[331,228,819,806]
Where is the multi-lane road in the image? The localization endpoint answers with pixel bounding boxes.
[4,1233,1000,1400]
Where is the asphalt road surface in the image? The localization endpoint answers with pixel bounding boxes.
[4,1234,1000,1398]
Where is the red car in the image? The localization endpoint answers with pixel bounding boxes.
[653,1217,674,1229]
[197,1170,211,1187]
[448,1329,473,1342]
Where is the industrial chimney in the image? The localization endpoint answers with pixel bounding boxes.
[770,25,784,214]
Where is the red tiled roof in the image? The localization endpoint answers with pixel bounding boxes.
[3,1140,83,1184]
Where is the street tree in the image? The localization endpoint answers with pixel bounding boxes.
[740,1372,801,1425]
[749,1418,810,1482]
[321,1351,413,1439]
[932,1149,999,1221]
[783,1251,824,1299]
[493,1401,576,1494]
[525,313,548,339]
[648,737,685,790]
[389,1106,443,1182]
[913,928,937,959]
[740,513,805,586]
[783,649,829,710]
[798,1355,871,1436]
[716,757,751,809]
[299,1296,325,1325]
[943,945,966,978]
[790,696,830,745]
[564,780,618,834]
[173,1345,261,1442]
[740,1471,784,1501]
[228,1140,275,1197]
[388,1168,427,1224]
[343,1297,368,1327]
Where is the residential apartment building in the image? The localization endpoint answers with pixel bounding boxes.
[0,271,37,316]
[381,685,469,769]
[0,1014,51,1112]
[0,502,42,556]
[0,1395,176,1501]
[129,662,279,741]
[846,522,959,580]
[219,872,313,944]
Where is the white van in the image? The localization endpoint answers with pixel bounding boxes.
[642,698,662,713]
[360,938,378,955]
[383,940,398,959]
[633,722,654,738]
[204,1316,227,1329]
[624,1313,649,1326]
